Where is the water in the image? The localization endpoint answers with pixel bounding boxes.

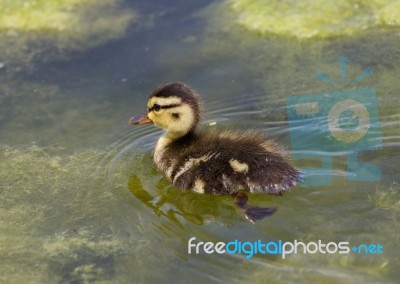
[1,1,399,283]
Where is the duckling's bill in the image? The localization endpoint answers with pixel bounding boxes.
[129,112,153,125]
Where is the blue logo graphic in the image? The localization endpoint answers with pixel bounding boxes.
[352,243,384,254]
[287,57,382,186]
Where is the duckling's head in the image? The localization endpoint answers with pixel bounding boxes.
[129,82,202,138]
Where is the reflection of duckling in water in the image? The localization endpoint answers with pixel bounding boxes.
[128,174,241,226]
[129,82,299,223]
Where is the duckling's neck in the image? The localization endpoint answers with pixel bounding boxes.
[165,129,189,141]
[155,132,177,154]
[154,129,195,166]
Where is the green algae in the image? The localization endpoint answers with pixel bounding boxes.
[370,183,400,211]
[228,0,400,39]
[0,78,123,145]
[0,144,178,283]
[0,145,122,282]
[0,143,245,282]
[0,0,136,72]
[0,145,109,231]
[190,5,400,125]
[43,228,124,283]
[202,1,400,94]
[0,0,97,32]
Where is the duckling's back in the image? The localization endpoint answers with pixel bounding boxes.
[156,129,299,195]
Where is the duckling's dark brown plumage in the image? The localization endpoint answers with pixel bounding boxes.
[162,129,298,195]
[130,82,299,196]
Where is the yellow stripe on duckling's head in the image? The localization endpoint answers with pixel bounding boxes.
[147,82,203,138]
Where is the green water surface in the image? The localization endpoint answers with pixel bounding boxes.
[0,1,399,283]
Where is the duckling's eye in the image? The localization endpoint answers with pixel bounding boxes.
[152,104,161,112]
[172,113,180,119]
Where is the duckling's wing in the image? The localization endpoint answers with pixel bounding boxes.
[239,149,299,195]
[212,133,299,194]
[168,130,299,195]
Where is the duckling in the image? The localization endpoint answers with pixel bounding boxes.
[129,82,299,223]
